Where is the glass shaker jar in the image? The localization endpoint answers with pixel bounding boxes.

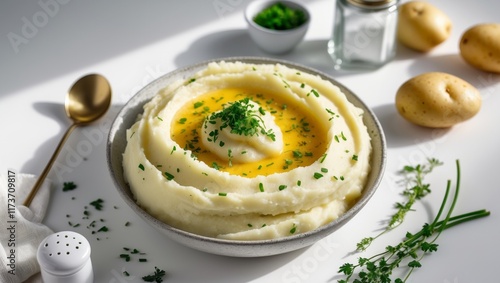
[328,0,399,70]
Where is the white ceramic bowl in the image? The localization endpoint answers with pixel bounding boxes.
[245,0,310,54]
[106,57,386,257]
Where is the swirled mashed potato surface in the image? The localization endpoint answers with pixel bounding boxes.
[123,61,371,240]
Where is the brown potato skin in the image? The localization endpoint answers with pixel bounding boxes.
[397,1,452,52]
[460,23,500,73]
[395,72,481,128]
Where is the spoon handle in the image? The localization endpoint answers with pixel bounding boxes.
[23,123,78,207]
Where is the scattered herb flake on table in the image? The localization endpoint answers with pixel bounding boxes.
[90,198,104,210]
[142,266,166,283]
[62,181,77,191]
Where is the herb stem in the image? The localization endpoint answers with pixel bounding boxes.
[338,159,490,283]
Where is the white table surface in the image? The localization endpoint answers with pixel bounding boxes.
[1,0,499,282]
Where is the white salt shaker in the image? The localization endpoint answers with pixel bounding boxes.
[37,231,93,283]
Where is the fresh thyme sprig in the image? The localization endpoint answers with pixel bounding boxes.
[205,98,276,142]
[357,158,443,251]
[338,160,490,283]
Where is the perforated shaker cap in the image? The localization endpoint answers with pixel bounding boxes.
[37,231,91,275]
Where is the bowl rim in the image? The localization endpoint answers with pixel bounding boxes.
[106,56,387,251]
[244,0,311,34]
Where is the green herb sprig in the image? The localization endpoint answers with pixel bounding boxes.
[205,98,276,142]
[357,158,442,251]
[338,160,490,283]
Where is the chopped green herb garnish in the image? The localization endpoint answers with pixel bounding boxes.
[120,254,131,262]
[279,185,287,191]
[253,2,306,30]
[212,162,220,170]
[352,154,358,161]
[313,172,323,179]
[138,163,145,171]
[321,168,328,173]
[308,89,319,97]
[320,153,327,163]
[293,150,303,158]
[62,182,77,192]
[259,183,265,192]
[290,223,297,234]
[194,101,204,109]
[164,172,174,181]
[156,116,163,121]
[97,226,109,232]
[218,192,227,196]
[142,266,166,283]
[326,108,337,121]
[341,131,347,141]
[178,117,187,124]
[90,199,104,210]
[205,98,276,142]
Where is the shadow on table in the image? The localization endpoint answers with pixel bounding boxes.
[395,46,500,90]
[371,103,451,149]
[174,29,358,79]
[20,102,68,175]
[152,239,311,283]
[20,102,123,182]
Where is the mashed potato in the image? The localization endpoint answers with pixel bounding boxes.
[123,61,371,240]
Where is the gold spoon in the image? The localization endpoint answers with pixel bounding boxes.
[23,74,112,207]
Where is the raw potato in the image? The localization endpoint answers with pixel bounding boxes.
[460,23,500,73]
[397,1,452,52]
[396,72,481,128]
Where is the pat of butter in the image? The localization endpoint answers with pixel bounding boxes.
[201,100,283,163]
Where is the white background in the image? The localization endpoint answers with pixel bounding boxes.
[1,0,499,282]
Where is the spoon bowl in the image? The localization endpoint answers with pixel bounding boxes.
[23,74,112,207]
[66,74,112,123]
